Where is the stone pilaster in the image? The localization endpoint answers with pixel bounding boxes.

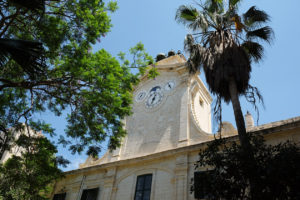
[100,167,117,200]
[174,154,188,200]
[178,76,190,147]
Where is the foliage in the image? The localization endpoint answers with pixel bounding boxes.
[118,42,158,79]
[0,0,154,159]
[0,131,68,200]
[192,135,300,200]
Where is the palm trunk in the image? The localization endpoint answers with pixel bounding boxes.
[228,78,251,150]
[228,78,259,199]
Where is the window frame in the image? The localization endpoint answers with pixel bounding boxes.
[194,170,215,199]
[80,187,99,200]
[134,174,153,200]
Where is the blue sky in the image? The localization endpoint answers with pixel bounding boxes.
[45,0,300,171]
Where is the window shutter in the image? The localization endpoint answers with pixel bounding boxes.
[194,170,215,199]
[53,193,66,200]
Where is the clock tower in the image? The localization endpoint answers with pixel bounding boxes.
[107,54,213,161]
[81,54,213,166]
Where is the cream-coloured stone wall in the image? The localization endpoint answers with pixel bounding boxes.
[115,174,135,200]
[55,156,178,200]
[53,122,300,200]
[0,131,23,163]
[192,90,211,132]
[0,126,42,164]
[121,72,185,158]
[114,165,175,200]
[189,76,212,134]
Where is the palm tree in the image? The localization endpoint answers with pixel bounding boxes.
[176,0,273,151]
[0,39,46,78]
[9,0,46,13]
[0,0,46,79]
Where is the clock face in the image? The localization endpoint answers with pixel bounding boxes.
[135,91,147,102]
[164,80,175,91]
[145,86,163,108]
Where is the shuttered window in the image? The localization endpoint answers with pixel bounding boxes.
[52,193,66,200]
[194,170,215,199]
[80,188,99,200]
[134,174,152,200]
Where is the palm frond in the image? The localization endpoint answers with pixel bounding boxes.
[243,6,270,27]
[242,41,264,63]
[227,0,241,21]
[192,14,209,32]
[246,26,273,43]
[207,12,224,29]
[205,0,224,14]
[187,45,203,74]
[184,34,206,74]
[229,0,242,7]
[9,0,46,13]
[0,38,46,78]
[176,5,209,31]
[175,5,199,24]
[184,34,196,53]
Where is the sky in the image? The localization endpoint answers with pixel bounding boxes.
[45,0,300,171]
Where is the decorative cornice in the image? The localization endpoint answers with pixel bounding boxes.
[248,116,300,135]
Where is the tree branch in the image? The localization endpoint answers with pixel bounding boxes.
[0,77,72,91]
[0,8,21,37]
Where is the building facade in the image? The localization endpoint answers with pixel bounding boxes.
[0,125,42,164]
[52,55,300,200]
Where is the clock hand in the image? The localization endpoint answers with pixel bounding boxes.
[151,94,156,104]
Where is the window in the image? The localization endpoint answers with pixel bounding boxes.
[80,188,99,200]
[134,174,152,200]
[53,193,66,200]
[199,98,204,107]
[194,171,214,199]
